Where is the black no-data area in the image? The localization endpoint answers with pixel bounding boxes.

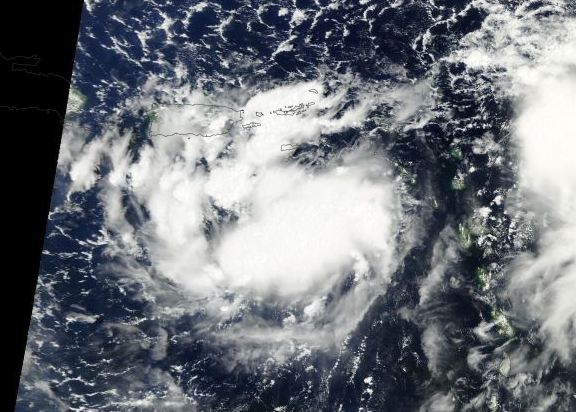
[0,2,83,409]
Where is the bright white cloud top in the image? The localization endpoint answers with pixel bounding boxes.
[511,36,576,364]
[216,164,395,296]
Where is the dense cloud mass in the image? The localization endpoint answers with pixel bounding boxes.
[511,39,576,363]
[57,79,403,354]
[216,165,396,296]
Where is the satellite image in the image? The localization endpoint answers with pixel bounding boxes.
[14,0,576,410]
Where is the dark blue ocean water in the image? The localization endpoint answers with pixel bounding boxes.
[16,1,576,411]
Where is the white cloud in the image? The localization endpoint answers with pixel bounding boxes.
[418,391,456,412]
[215,164,396,296]
[418,227,459,305]
[516,74,576,210]
[71,78,403,356]
[448,0,576,365]
[107,80,398,299]
[67,133,106,194]
[421,323,449,377]
[58,123,88,172]
[510,70,576,364]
